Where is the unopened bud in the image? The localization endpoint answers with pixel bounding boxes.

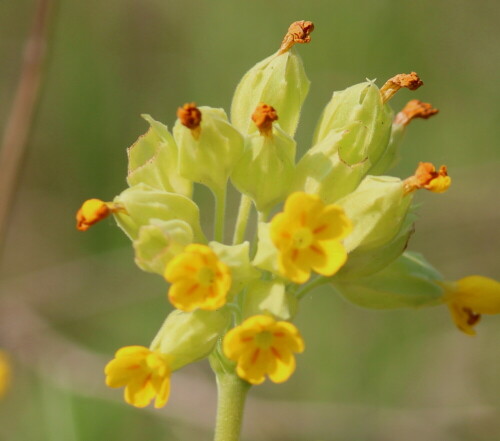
[150,309,231,371]
[76,199,124,231]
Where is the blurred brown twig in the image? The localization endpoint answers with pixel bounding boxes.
[0,0,57,253]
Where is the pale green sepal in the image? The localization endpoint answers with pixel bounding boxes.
[337,175,411,252]
[231,48,309,136]
[313,81,393,161]
[368,122,406,175]
[337,213,415,279]
[126,115,192,196]
[294,125,373,203]
[173,107,244,193]
[332,251,444,310]
[252,222,280,275]
[133,219,193,275]
[231,125,296,212]
[209,241,261,296]
[242,280,298,321]
[150,308,231,371]
[113,183,206,242]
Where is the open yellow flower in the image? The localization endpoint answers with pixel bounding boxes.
[0,350,10,399]
[164,244,231,311]
[105,346,171,408]
[223,315,304,385]
[443,276,500,335]
[270,192,352,284]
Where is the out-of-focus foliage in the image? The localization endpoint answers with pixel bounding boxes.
[0,1,499,440]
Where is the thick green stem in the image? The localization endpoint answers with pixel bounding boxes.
[213,373,250,441]
[232,194,252,245]
[214,186,227,243]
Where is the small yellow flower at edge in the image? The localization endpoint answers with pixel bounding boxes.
[223,315,304,385]
[105,346,171,408]
[0,350,10,399]
[443,275,500,336]
[164,244,231,311]
[270,192,352,284]
[76,199,124,231]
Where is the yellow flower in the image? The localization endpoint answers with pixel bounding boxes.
[76,199,124,231]
[444,276,500,336]
[164,244,231,311]
[223,315,304,385]
[270,192,352,284]
[104,346,171,408]
[403,162,451,195]
[0,350,10,398]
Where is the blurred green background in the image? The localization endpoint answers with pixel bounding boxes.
[1,0,499,440]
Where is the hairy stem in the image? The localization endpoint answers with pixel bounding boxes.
[213,372,250,441]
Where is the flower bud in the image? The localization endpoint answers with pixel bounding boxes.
[209,241,260,296]
[173,105,244,193]
[242,280,298,321]
[337,176,412,253]
[133,219,193,275]
[231,104,296,212]
[294,123,375,203]
[150,308,231,371]
[127,115,192,196]
[337,213,415,279]
[0,350,10,398]
[332,252,444,309]
[313,81,393,160]
[76,199,124,231]
[113,183,205,242]
[231,21,313,136]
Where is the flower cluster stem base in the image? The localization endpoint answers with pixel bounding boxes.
[213,372,250,441]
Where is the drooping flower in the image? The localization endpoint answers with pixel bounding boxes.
[164,244,231,311]
[443,276,500,335]
[270,192,352,284]
[223,315,304,385]
[105,346,171,408]
[76,199,124,231]
[403,162,451,194]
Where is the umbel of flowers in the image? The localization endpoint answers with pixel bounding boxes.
[77,21,500,441]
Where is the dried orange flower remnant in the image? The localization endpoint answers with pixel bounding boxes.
[380,72,423,103]
[177,103,202,138]
[252,103,278,136]
[76,199,120,231]
[278,20,315,54]
[394,100,439,126]
[403,162,451,194]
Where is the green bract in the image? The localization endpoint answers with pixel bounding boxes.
[127,115,192,196]
[133,219,193,275]
[242,280,298,320]
[231,125,296,212]
[332,252,444,309]
[113,183,205,242]
[231,49,309,136]
[150,308,231,371]
[173,107,244,193]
